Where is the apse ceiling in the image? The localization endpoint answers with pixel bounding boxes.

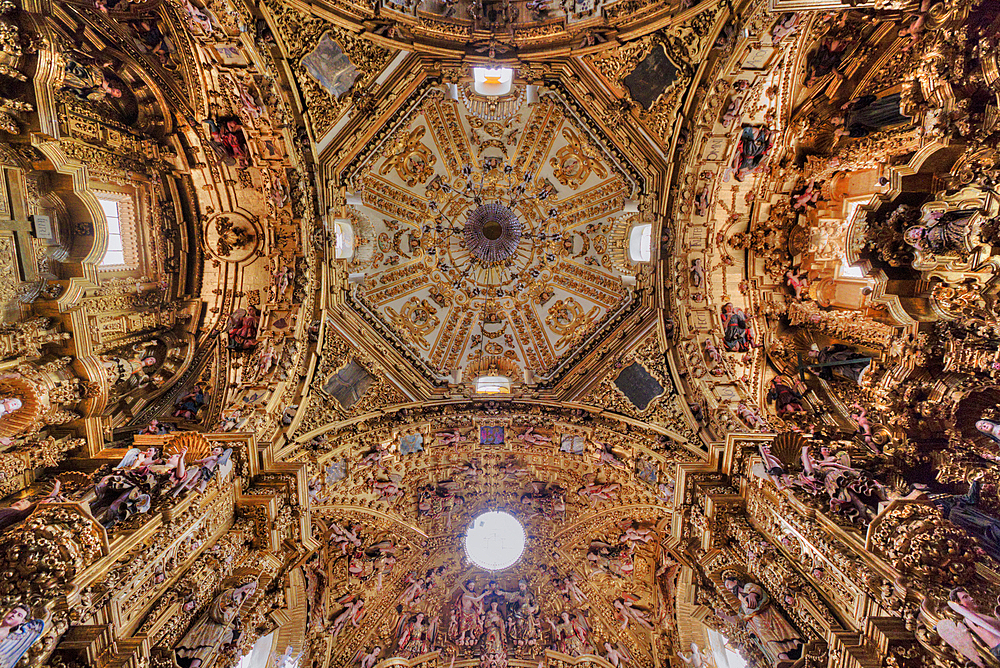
[337,83,648,387]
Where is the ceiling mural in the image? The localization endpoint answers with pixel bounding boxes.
[340,84,645,387]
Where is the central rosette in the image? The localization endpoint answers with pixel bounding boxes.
[464,202,522,264]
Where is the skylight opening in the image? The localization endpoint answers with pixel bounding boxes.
[475,375,511,394]
[629,223,652,262]
[473,67,513,96]
[98,198,128,268]
[334,219,355,259]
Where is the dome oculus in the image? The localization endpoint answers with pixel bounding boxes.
[464,511,525,571]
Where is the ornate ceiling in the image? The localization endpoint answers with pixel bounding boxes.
[0,1,998,668]
[339,83,644,386]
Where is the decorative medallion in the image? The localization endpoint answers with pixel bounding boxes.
[463,202,523,264]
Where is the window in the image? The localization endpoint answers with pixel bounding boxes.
[334,219,354,260]
[95,193,138,270]
[473,67,513,96]
[98,199,125,267]
[475,375,511,394]
[235,632,281,668]
[629,223,652,262]
[708,628,748,668]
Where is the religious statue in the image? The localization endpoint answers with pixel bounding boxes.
[452,580,488,646]
[730,126,773,182]
[931,476,1000,562]
[0,397,22,421]
[396,612,436,658]
[721,303,757,352]
[173,385,206,421]
[493,579,540,647]
[548,610,591,656]
[718,573,803,664]
[103,344,158,387]
[976,419,1000,444]
[61,58,123,102]
[799,444,889,522]
[0,604,44,668]
[904,208,979,258]
[766,376,804,415]
[174,578,258,668]
[481,600,508,667]
[808,343,870,385]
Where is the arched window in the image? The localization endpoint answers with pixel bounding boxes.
[475,375,511,394]
[334,219,354,259]
[96,193,139,270]
[629,223,652,262]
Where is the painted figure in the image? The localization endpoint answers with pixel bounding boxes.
[173,385,206,421]
[834,93,910,139]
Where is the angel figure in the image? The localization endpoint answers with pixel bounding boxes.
[113,446,160,471]
[704,339,723,364]
[170,446,233,497]
[690,258,705,287]
[579,477,620,508]
[453,460,482,481]
[398,571,427,607]
[519,426,552,446]
[435,429,467,448]
[850,404,878,453]
[271,263,293,299]
[181,0,215,34]
[254,339,277,380]
[330,596,365,639]
[736,402,769,430]
[372,475,404,503]
[619,522,654,547]
[330,523,362,555]
[354,646,382,668]
[396,612,437,657]
[785,268,809,300]
[678,642,708,668]
[0,604,44,668]
[614,595,654,629]
[595,441,627,469]
[554,572,588,603]
[604,641,635,667]
[937,588,1000,668]
[358,441,390,469]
